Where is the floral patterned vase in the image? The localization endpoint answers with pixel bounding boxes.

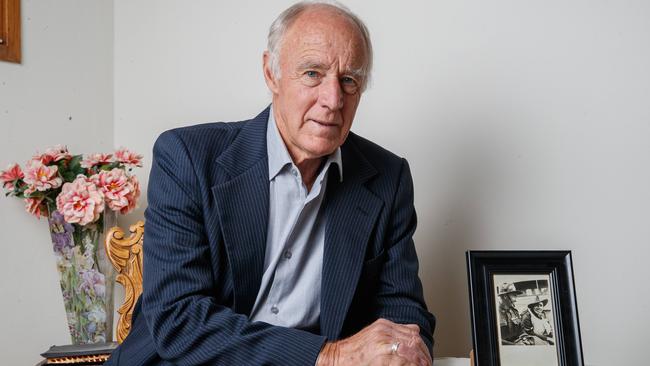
[47,209,116,344]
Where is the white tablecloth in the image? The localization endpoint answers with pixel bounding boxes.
[434,357,471,366]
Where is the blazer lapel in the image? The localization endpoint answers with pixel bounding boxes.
[320,138,383,340]
[212,108,270,316]
[211,110,383,334]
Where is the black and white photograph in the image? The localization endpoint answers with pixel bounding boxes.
[494,274,558,366]
[467,251,584,365]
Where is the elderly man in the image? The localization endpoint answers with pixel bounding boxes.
[106,2,434,365]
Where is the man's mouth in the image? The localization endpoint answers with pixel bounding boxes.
[311,119,338,127]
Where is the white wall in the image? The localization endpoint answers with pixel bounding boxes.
[0,1,113,365]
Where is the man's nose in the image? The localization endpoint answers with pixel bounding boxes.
[318,76,344,111]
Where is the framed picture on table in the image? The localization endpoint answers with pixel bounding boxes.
[466,251,584,366]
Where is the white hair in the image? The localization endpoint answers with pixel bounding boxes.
[267,1,373,91]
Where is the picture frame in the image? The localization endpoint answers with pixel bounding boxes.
[466,251,584,366]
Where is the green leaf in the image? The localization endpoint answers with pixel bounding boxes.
[61,170,76,182]
[68,155,84,176]
[100,162,120,171]
[59,156,78,182]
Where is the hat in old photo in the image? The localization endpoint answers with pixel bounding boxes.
[527,296,549,309]
[497,283,522,296]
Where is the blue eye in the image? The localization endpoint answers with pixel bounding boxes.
[305,70,318,78]
[340,76,360,94]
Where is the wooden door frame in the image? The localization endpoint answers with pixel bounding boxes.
[0,0,21,63]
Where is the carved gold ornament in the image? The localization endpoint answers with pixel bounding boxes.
[105,221,144,343]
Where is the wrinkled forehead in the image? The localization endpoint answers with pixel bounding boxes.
[282,7,368,68]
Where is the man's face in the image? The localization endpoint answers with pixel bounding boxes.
[263,7,367,163]
[533,303,543,316]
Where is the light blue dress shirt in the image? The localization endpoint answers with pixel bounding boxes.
[249,107,343,331]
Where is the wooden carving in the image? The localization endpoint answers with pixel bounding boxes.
[105,221,144,343]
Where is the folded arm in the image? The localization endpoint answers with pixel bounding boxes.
[318,159,435,366]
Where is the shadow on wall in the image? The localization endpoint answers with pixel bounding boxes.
[416,108,516,358]
[421,176,479,358]
[119,206,146,228]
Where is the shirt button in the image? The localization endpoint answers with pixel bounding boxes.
[271,305,279,314]
[284,250,292,259]
[291,169,298,177]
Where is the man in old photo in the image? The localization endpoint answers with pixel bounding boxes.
[106,1,434,365]
[498,283,530,346]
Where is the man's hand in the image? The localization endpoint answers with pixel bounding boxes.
[316,318,432,366]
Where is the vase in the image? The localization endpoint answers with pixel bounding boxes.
[47,209,117,344]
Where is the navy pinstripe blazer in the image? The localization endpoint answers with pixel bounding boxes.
[106,107,435,365]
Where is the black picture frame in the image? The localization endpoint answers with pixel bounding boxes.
[466,251,584,366]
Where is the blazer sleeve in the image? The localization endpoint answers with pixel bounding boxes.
[372,158,436,355]
[142,130,327,365]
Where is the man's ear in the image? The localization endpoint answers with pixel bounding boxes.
[263,51,279,94]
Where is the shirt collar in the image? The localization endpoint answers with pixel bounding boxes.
[267,105,343,182]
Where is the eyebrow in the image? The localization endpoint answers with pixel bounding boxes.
[296,60,365,79]
[296,60,328,71]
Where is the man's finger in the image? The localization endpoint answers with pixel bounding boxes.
[404,333,431,364]
[369,320,430,365]
[384,339,428,366]
[386,325,426,353]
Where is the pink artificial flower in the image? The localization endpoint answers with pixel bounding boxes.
[56,175,105,225]
[114,148,143,167]
[81,153,114,169]
[25,196,48,218]
[33,145,72,165]
[0,163,24,190]
[23,160,63,194]
[91,168,134,212]
[121,175,141,214]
